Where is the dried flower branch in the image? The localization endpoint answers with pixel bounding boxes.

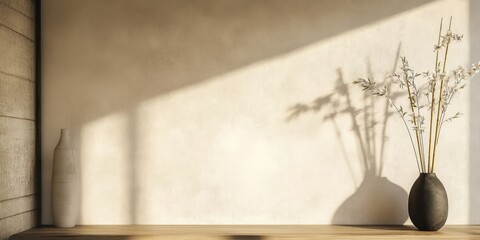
[353,77,422,172]
[354,17,480,173]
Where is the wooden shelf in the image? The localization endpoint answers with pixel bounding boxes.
[9,225,480,239]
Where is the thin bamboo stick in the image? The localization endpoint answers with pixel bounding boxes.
[427,18,443,173]
[431,16,453,173]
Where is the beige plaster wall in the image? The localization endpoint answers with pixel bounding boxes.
[469,0,480,224]
[0,0,37,238]
[41,0,480,224]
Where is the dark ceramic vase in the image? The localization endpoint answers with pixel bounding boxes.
[408,173,448,231]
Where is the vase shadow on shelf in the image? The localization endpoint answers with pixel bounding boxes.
[226,235,264,240]
[287,43,408,225]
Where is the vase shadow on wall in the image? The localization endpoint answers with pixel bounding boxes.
[287,43,408,225]
[44,0,435,225]
[332,171,408,224]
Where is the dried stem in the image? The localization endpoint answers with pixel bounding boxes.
[412,77,427,172]
[353,77,422,173]
[354,17,479,174]
[427,17,443,173]
[431,16,452,173]
[404,63,426,172]
[389,98,422,173]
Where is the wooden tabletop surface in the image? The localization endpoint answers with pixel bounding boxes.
[9,225,480,240]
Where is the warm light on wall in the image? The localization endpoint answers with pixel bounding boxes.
[81,112,132,223]
[41,0,476,224]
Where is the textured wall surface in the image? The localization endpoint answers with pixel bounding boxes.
[0,0,37,239]
[469,0,480,224]
[41,0,480,225]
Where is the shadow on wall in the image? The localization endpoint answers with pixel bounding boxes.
[43,0,434,124]
[42,0,434,224]
[287,43,408,225]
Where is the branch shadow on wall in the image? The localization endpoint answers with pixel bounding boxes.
[287,44,408,225]
[42,0,434,224]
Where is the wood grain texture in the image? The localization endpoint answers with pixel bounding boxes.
[9,225,480,240]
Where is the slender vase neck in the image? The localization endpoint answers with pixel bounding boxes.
[56,129,72,149]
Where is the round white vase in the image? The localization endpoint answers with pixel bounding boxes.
[51,129,79,228]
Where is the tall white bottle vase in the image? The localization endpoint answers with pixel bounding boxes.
[51,129,79,227]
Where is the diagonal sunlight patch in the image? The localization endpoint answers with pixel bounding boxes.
[81,112,132,224]
[77,0,471,224]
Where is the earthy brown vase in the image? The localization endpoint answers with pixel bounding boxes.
[408,173,448,231]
